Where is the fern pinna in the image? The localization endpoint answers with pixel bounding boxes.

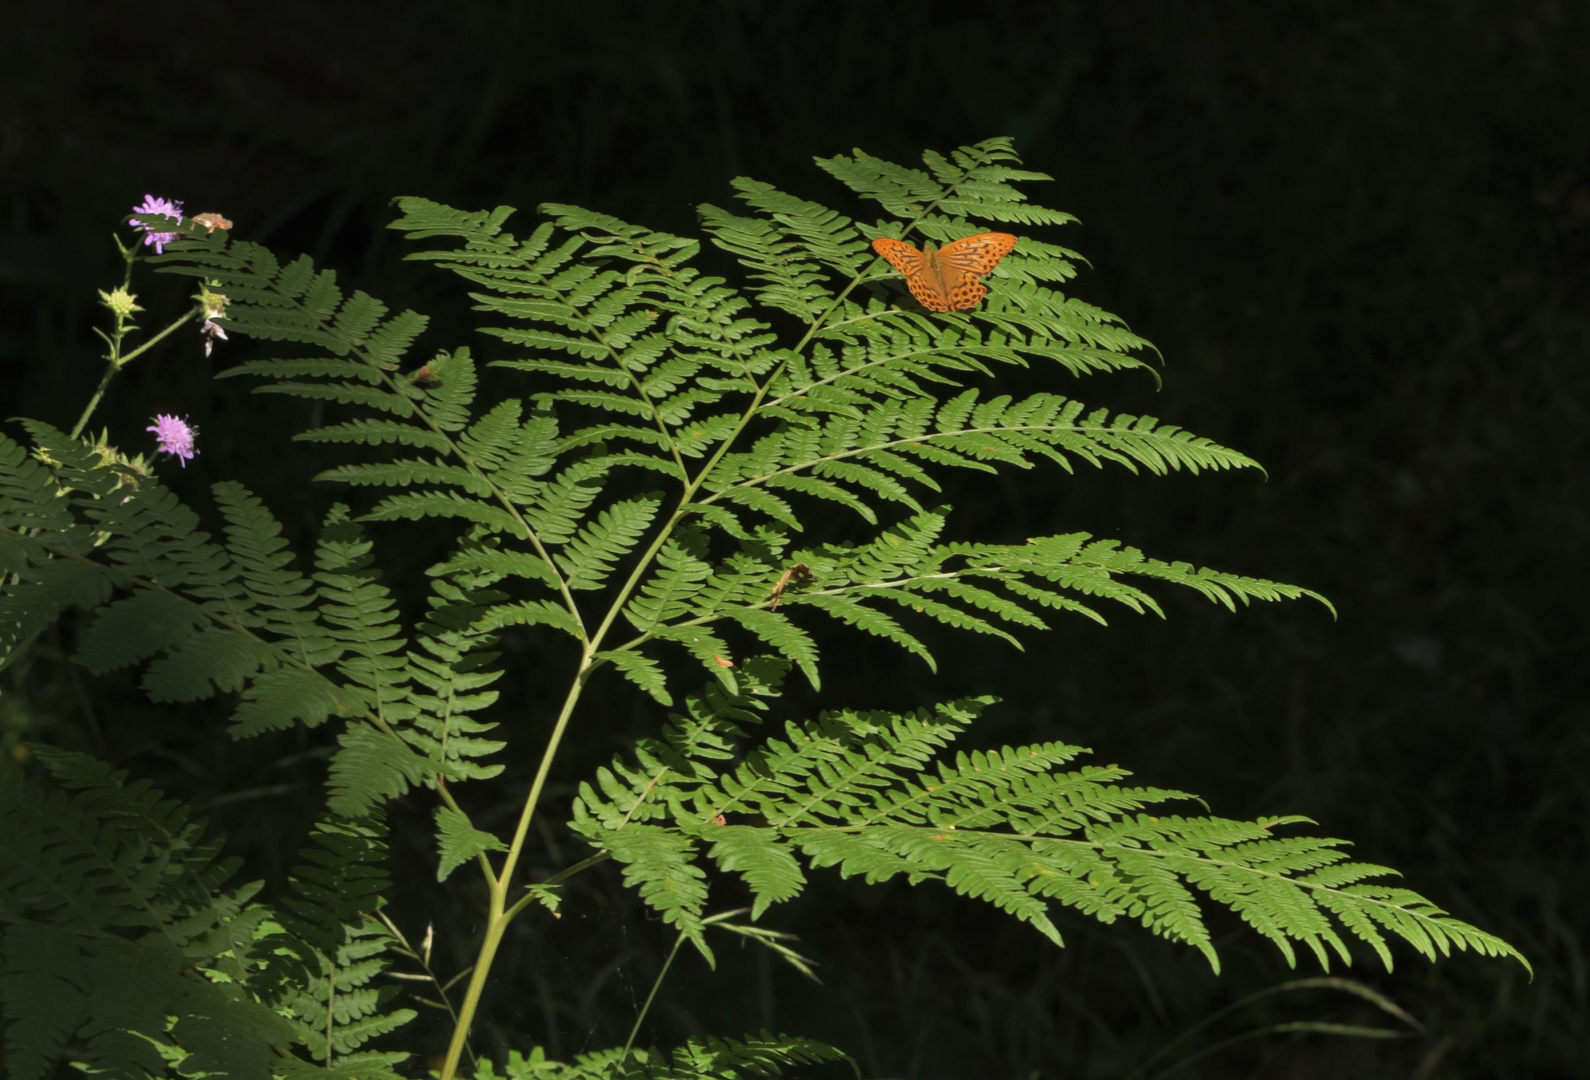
[0,139,1524,1078]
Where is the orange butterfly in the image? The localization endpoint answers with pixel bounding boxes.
[871,232,1017,313]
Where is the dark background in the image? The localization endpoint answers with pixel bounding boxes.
[2,2,1586,1077]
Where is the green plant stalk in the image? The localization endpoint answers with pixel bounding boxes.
[432,388,761,1078]
[1127,976,1422,1080]
[616,911,754,1066]
[436,648,594,1080]
[436,501,698,1076]
[378,911,469,1033]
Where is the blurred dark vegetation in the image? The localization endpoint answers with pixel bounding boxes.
[2,1,1586,1077]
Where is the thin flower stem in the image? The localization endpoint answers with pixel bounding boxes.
[72,243,135,439]
[377,912,471,1037]
[69,363,123,441]
[69,309,200,440]
[621,930,688,1065]
[114,308,202,370]
[618,911,753,1063]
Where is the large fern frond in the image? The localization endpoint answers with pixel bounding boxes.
[572,682,1528,977]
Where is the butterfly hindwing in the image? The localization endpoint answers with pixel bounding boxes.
[946,277,988,312]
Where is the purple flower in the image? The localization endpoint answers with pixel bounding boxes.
[131,194,185,254]
[146,414,198,467]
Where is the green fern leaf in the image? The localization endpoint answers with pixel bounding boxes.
[327,724,433,817]
[435,806,507,883]
[230,667,365,737]
[0,750,297,1079]
[0,924,86,1080]
[276,815,391,957]
[797,594,933,669]
[723,607,820,690]
[706,827,805,920]
[589,824,712,965]
[555,494,664,591]
[596,648,673,706]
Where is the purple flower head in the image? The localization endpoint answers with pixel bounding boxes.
[146,414,198,467]
[131,194,185,254]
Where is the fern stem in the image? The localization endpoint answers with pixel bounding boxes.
[439,497,704,1079]
[442,147,1110,1075]
[437,648,596,1080]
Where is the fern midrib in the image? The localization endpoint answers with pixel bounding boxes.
[567,318,689,480]
[599,564,1017,663]
[705,740,926,829]
[372,390,588,639]
[759,342,995,412]
[193,236,595,645]
[574,274,850,658]
[290,260,598,639]
[696,420,1182,503]
[770,816,1501,939]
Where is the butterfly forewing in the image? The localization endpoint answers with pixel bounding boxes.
[871,231,1017,313]
[872,236,927,277]
[938,232,1019,273]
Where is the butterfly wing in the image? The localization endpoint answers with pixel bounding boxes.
[937,232,1018,274]
[872,236,953,312]
[936,232,1018,311]
[872,236,926,276]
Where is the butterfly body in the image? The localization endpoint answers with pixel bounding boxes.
[871,231,1017,312]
